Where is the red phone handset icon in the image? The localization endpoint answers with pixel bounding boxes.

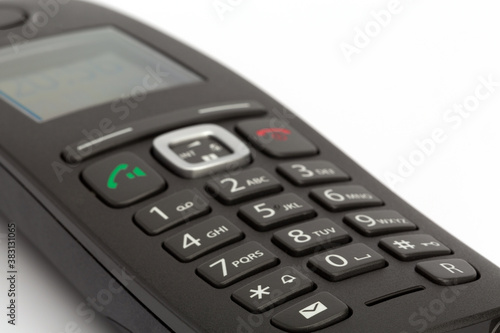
[256,128,291,141]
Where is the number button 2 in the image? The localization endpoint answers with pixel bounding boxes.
[206,168,282,205]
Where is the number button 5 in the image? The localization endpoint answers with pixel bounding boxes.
[239,194,316,231]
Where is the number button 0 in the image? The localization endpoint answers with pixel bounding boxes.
[164,216,244,262]
[273,219,351,256]
[134,190,210,235]
[277,161,350,186]
[308,244,387,281]
[206,168,282,204]
[197,242,279,288]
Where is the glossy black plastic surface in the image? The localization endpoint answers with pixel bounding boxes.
[0,1,499,332]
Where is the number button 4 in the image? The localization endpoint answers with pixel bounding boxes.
[164,216,244,262]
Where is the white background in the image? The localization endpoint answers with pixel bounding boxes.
[2,0,500,332]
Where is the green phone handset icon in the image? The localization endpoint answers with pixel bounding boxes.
[107,163,147,189]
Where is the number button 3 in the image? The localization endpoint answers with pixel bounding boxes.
[277,161,349,186]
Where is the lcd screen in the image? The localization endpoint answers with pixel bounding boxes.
[0,27,203,122]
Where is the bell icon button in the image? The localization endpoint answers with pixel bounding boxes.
[281,275,297,285]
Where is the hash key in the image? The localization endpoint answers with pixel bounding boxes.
[379,234,452,261]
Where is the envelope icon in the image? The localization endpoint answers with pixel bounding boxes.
[299,301,328,319]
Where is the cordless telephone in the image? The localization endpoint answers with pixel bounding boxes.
[0,1,499,332]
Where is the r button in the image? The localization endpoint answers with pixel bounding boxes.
[416,259,478,286]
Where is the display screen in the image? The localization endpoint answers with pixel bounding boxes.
[0,27,203,122]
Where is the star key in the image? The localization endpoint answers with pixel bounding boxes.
[232,267,315,313]
[250,285,270,300]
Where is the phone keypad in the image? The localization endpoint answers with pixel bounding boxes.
[79,117,480,332]
[239,193,316,231]
[206,168,282,205]
[134,190,210,235]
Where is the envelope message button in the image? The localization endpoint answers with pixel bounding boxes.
[299,301,328,319]
[272,292,350,332]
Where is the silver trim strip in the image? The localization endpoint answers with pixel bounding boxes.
[197,103,252,114]
[77,127,134,151]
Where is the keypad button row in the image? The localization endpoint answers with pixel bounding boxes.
[206,160,351,206]
[195,238,469,289]
[197,241,477,333]
[238,185,383,232]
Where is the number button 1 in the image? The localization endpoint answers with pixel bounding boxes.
[277,161,350,186]
[134,190,210,235]
[273,219,351,256]
[206,168,282,204]
[197,242,279,288]
[164,216,244,262]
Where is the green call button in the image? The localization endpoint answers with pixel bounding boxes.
[83,152,166,207]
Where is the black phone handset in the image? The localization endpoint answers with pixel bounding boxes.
[0,1,499,333]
